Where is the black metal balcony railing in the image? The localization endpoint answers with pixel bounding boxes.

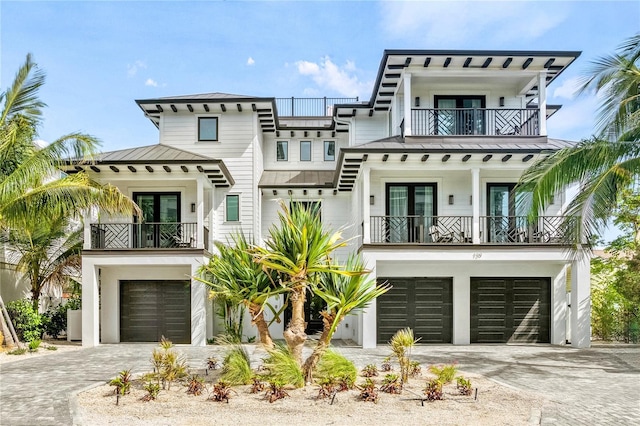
[371,216,473,244]
[90,223,198,249]
[370,215,573,245]
[275,97,358,117]
[410,108,539,136]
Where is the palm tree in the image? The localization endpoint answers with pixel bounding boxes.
[3,213,82,310]
[518,34,640,243]
[302,255,390,381]
[0,54,137,230]
[196,233,286,348]
[253,200,357,365]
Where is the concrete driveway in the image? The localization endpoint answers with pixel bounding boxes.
[0,343,638,425]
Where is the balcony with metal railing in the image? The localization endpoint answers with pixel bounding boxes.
[369,215,574,245]
[409,108,540,137]
[90,222,201,250]
[275,97,359,117]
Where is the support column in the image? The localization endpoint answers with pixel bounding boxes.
[471,168,481,243]
[208,187,215,252]
[191,262,207,346]
[360,253,377,348]
[551,266,568,344]
[403,73,412,136]
[571,249,591,348]
[196,177,204,249]
[452,274,470,344]
[81,262,99,347]
[538,71,547,136]
[83,208,97,250]
[362,167,371,244]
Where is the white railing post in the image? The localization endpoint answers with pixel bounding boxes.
[471,168,481,243]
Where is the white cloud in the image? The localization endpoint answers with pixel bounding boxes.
[295,57,372,98]
[145,78,158,87]
[34,139,48,148]
[127,60,146,77]
[379,1,568,46]
[247,57,255,66]
[553,77,582,100]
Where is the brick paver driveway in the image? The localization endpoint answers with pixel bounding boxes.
[0,343,638,425]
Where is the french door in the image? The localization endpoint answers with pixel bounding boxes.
[435,96,486,135]
[486,184,528,242]
[133,192,180,248]
[386,183,436,242]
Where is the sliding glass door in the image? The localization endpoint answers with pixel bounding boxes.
[435,96,485,135]
[486,184,529,242]
[133,193,180,248]
[386,183,436,242]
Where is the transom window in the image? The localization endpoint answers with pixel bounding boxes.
[198,117,218,141]
[324,141,335,161]
[300,141,311,161]
[276,141,288,161]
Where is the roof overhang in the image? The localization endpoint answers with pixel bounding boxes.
[63,145,235,188]
[334,49,581,116]
[258,170,335,189]
[136,94,279,133]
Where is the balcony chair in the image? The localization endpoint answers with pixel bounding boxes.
[428,225,454,243]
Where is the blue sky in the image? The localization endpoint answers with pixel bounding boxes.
[1,1,638,150]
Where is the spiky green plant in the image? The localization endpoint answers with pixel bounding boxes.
[141,381,160,402]
[27,339,40,352]
[389,328,420,385]
[109,370,132,396]
[380,373,402,394]
[424,378,444,401]
[186,374,206,396]
[220,345,253,385]
[456,376,473,396]
[358,378,379,403]
[265,380,289,403]
[429,363,458,384]
[314,350,357,385]
[361,364,378,377]
[262,343,304,388]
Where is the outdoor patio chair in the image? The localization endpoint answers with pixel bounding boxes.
[429,225,454,243]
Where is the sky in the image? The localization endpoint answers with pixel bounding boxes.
[0,0,638,243]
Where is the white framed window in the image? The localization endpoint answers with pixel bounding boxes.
[276,141,288,161]
[226,194,240,222]
[324,141,335,161]
[198,117,218,141]
[300,141,311,161]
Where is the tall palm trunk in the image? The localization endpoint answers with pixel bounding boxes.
[283,285,307,365]
[302,311,336,382]
[248,303,274,349]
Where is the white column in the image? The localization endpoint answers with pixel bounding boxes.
[570,249,591,348]
[191,262,207,346]
[551,266,568,344]
[471,168,481,243]
[81,261,99,347]
[360,253,377,348]
[208,188,215,251]
[538,71,547,136]
[362,166,371,244]
[196,177,204,249]
[452,274,470,344]
[82,208,97,250]
[403,73,412,136]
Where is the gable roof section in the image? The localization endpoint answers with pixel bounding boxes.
[91,144,213,163]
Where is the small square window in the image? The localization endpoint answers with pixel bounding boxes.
[226,195,239,222]
[198,117,218,141]
[277,141,288,161]
[300,141,311,161]
[324,141,335,161]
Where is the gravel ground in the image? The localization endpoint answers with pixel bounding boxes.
[0,339,81,365]
[77,369,543,426]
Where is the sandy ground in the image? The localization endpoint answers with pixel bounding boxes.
[0,339,82,364]
[77,368,543,426]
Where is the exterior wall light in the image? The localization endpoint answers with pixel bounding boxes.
[191,203,196,213]
[448,195,454,205]
[370,195,375,205]
[499,96,505,107]
[415,96,420,107]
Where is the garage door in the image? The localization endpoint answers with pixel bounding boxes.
[120,280,191,343]
[377,278,452,344]
[471,277,550,343]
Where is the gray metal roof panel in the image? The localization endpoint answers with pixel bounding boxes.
[259,170,336,188]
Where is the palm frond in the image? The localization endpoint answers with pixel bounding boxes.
[0,53,46,126]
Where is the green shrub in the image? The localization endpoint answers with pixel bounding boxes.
[42,301,77,338]
[6,299,42,342]
[456,376,472,396]
[220,345,253,385]
[28,339,41,352]
[8,348,27,355]
[429,363,458,384]
[46,345,58,351]
[262,344,304,388]
[315,350,357,386]
[389,328,419,384]
[424,378,444,401]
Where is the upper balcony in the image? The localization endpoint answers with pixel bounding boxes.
[408,108,539,137]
